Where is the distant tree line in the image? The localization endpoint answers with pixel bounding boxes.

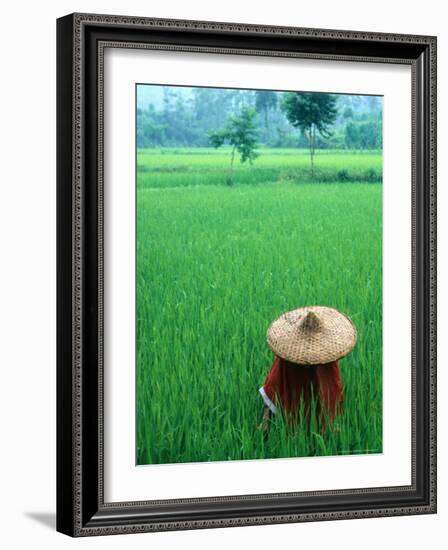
[137,86,382,150]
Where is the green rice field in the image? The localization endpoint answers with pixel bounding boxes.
[136,148,382,465]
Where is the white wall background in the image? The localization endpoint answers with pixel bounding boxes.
[0,1,445,548]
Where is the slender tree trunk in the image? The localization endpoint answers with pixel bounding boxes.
[308,127,315,178]
[264,109,270,144]
[312,125,317,177]
[228,146,236,185]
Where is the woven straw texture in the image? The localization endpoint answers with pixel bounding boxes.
[267,306,357,365]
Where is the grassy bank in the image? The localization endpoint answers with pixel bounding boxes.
[137,147,382,188]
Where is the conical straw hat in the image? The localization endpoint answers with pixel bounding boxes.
[267,305,357,365]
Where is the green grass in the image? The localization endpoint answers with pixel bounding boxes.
[137,147,382,188]
[136,148,382,465]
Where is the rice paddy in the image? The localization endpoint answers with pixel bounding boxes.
[136,147,382,465]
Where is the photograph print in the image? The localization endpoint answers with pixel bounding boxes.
[136,83,383,466]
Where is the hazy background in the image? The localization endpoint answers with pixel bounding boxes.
[137,85,382,150]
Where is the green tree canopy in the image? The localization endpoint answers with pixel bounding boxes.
[281,92,338,172]
[208,106,259,170]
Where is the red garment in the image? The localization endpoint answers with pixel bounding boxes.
[260,356,343,429]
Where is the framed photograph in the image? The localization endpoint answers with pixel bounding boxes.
[56,13,437,536]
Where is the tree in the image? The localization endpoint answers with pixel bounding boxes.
[137,105,167,147]
[208,106,259,181]
[281,92,338,173]
[344,121,359,149]
[255,91,278,129]
[343,106,354,120]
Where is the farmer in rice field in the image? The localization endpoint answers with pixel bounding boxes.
[259,306,357,434]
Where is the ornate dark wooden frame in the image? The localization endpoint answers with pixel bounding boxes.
[56,12,437,537]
